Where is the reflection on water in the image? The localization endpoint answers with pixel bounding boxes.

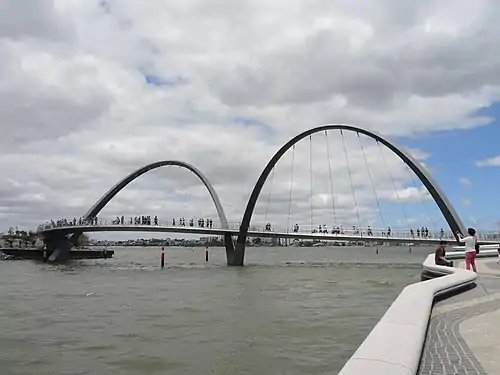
[0,245,429,375]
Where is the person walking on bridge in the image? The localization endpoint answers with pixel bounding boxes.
[457,228,477,272]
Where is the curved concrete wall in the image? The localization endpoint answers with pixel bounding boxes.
[338,254,477,375]
[446,249,499,259]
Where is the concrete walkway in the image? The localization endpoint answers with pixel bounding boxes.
[419,258,500,375]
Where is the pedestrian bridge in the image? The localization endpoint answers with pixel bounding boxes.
[40,223,463,246]
[39,124,500,265]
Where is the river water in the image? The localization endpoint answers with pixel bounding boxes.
[0,245,430,375]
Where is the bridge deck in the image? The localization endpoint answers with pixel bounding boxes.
[38,224,474,246]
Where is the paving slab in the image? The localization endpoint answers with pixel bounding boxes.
[460,308,500,375]
[456,258,500,279]
[419,258,500,375]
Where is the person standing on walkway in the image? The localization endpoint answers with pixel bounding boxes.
[497,246,500,264]
[457,228,477,272]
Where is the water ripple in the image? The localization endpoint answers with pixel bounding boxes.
[0,246,425,375]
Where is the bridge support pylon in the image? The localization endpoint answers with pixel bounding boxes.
[229,242,245,266]
[224,233,239,266]
[43,232,73,263]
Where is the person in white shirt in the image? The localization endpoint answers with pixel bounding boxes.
[457,228,477,272]
[497,246,500,264]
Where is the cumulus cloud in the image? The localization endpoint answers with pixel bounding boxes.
[476,156,500,167]
[462,198,472,207]
[0,0,73,41]
[403,147,430,161]
[459,177,472,186]
[1,0,498,235]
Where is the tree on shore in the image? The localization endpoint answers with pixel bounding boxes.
[1,228,39,247]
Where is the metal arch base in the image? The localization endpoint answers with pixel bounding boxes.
[49,160,235,264]
[233,124,467,267]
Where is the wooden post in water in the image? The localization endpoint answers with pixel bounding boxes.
[205,242,209,262]
[160,247,165,269]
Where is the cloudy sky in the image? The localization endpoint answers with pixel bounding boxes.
[1,0,499,237]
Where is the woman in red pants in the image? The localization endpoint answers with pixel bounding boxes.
[457,228,477,272]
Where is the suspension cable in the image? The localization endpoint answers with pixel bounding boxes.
[376,140,411,233]
[403,164,437,232]
[357,133,385,228]
[309,135,314,233]
[264,167,275,226]
[325,131,338,225]
[340,130,362,234]
[287,145,296,233]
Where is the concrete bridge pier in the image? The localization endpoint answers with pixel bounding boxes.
[44,232,73,263]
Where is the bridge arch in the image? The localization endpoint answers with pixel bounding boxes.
[233,124,465,266]
[47,160,236,264]
[83,160,229,228]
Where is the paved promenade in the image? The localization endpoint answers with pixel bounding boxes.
[419,257,500,375]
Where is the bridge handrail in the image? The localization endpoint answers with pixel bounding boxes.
[338,253,477,375]
[38,220,471,238]
[39,217,500,233]
[36,223,446,238]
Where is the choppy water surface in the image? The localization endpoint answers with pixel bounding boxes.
[0,245,430,374]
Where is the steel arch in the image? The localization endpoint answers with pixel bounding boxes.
[233,124,465,266]
[50,160,235,264]
[82,160,229,228]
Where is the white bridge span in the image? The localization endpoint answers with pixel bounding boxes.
[39,224,483,246]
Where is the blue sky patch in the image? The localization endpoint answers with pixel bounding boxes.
[232,117,275,135]
[395,102,500,230]
[144,74,188,87]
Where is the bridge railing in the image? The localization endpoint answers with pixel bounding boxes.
[248,225,451,239]
[479,232,500,240]
[38,217,499,240]
[39,217,500,240]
